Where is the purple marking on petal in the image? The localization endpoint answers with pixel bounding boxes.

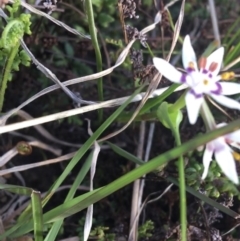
[210,82,222,95]
[208,73,212,78]
[180,74,187,83]
[202,69,208,74]
[186,67,194,73]
[190,89,203,98]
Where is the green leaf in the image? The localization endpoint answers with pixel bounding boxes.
[98,13,114,28]
[157,102,183,132]
[64,42,74,58]
[32,191,43,241]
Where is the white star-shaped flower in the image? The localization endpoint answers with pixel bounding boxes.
[153,35,240,124]
[202,123,240,184]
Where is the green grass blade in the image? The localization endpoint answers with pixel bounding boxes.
[201,40,219,58]
[111,140,240,219]
[117,83,181,122]
[139,83,180,115]
[224,42,240,65]
[107,142,144,165]
[44,221,63,241]
[4,86,144,239]
[65,151,93,201]
[3,116,240,240]
[32,191,43,241]
[222,17,240,45]
[85,0,103,122]
[27,120,240,225]
[44,152,94,241]
[7,189,102,238]
[0,183,32,195]
[8,118,240,240]
[45,85,144,196]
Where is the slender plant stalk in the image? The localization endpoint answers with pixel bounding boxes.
[84,0,103,122]
[0,41,20,112]
[163,99,187,240]
[169,98,187,241]
[175,129,187,241]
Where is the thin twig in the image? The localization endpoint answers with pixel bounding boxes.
[9,0,90,39]
[208,0,221,46]
[129,121,146,241]
[0,85,187,134]
[0,11,163,125]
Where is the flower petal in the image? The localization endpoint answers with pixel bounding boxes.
[205,47,224,76]
[215,143,239,184]
[202,144,214,180]
[210,94,240,110]
[185,91,203,124]
[226,130,240,145]
[153,57,183,83]
[182,35,197,70]
[216,123,240,151]
[218,82,240,95]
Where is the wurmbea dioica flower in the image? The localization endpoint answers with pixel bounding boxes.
[202,123,240,184]
[153,35,240,124]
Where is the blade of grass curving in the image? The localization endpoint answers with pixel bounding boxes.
[3,119,240,239]
[44,152,94,241]
[31,191,43,241]
[0,183,32,195]
[84,0,103,122]
[3,86,144,239]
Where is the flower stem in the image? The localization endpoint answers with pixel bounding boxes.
[0,41,20,112]
[174,126,187,241]
[84,0,103,123]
